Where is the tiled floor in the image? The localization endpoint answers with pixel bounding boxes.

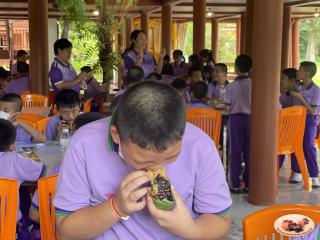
[226,158,320,240]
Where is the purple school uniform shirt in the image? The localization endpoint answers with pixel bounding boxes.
[16,126,32,144]
[45,115,60,141]
[5,76,29,95]
[295,82,320,114]
[124,50,156,79]
[279,93,295,109]
[171,62,189,77]
[49,58,79,93]
[84,78,105,100]
[224,76,251,115]
[208,82,227,99]
[54,118,232,240]
[186,100,210,109]
[0,151,43,220]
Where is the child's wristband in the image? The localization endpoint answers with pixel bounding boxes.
[110,196,129,221]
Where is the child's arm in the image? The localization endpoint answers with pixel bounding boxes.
[14,121,47,142]
[291,91,318,115]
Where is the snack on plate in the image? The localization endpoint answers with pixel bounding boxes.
[281,218,310,233]
[148,167,175,211]
[21,151,41,162]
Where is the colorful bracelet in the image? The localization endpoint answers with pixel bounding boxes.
[110,196,130,221]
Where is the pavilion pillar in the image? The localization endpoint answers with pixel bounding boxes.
[292,19,300,69]
[281,6,292,70]
[141,12,150,43]
[240,12,246,54]
[161,4,172,55]
[193,0,206,53]
[211,18,218,62]
[126,18,133,47]
[249,0,284,205]
[28,0,48,95]
[172,21,178,51]
[245,0,254,56]
[118,31,125,52]
[236,20,241,56]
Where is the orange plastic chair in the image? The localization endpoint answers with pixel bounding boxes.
[21,94,48,107]
[278,106,310,191]
[21,90,30,95]
[38,175,60,240]
[17,113,45,127]
[0,178,19,240]
[83,98,92,113]
[186,108,222,149]
[243,204,320,240]
[36,117,52,134]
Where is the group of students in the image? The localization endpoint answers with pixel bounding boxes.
[0,89,104,240]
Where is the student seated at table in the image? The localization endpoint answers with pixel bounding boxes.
[54,81,231,240]
[208,63,229,101]
[11,49,28,77]
[290,61,320,188]
[224,54,252,194]
[0,67,9,97]
[116,66,144,96]
[29,112,105,239]
[0,119,44,240]
[200,49,215,67]
[45,90,80,141]
[171,78,187,98]
[5,62,29,95]
[185,65,204,103]
[0,93,47,143]
[187,81,210,109]
[188,53,202,68]
[171,50,189,77]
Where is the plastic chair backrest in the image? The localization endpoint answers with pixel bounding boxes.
[243,204,320,240]
[83,98,92,113]
[36,117,52,134]
[0,178,19,240]
[278,106,306,154]
[21,94,48,107]
[38,175,60,240]
[21,90,30,95]
[17,113,45,126]
[186,108,222,149]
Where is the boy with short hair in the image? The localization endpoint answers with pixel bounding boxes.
[0,119,44,240]
[290,61,320,187]
[208,63,229,101]
[224,54,252,193]
[11,49,28,77]
[116,66,144,96]
[0,93,47,143]
[5,62,29,94]
[187,81,210,108]
[171,78,187,98]
[45,89,80,141]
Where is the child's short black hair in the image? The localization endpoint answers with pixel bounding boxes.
[74,112,104,130]
[54,38,72,56]
[215,63,228,73]
[147,72,162,81]
[0,67,10,80]
[113,81,186,151]
[17,62,29,74]
[55,89,80,110]
[191,81,208,99]
[80,66,92,73]
[188,64,203,77]
[188,54,201,66]
[173,50,183,58]
[17,50,28,58]
[235,54,252,73]
[127,66,144,85]
[300,61,317,78]
[0,119,16,152]
[282,68,297,81]
[163,54,170,62]
[171,78,186,91]
[0,93,22,112]
[199,49,214,62]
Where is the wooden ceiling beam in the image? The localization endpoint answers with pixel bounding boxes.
[286,0,320,7]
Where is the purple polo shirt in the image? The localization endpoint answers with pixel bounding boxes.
[208,82,228,100]
[186,100,210,109]
[84,78,106,100]
[295,82,320,115]
[0,151,43,220]
[224,76,251,115]
[171,62,189,77]
[279,93,295,109]
[49,58,79,93]
[45,115,60,141]
[54,117,232,240]
[124,50,156,79]
[16,126,32,144]
[5,76,29,94]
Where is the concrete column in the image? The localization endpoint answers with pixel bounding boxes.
[240,12,246,54]
[193,0,206,53]
[281,6,292,70]
[249,0,284,205]
[161,4,172,55]
[211,18,218,62]
[292,19,300,69]
[245,0,254,56]
[28,0,49,95]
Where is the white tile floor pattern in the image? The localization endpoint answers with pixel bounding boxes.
[226,157,320,240]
